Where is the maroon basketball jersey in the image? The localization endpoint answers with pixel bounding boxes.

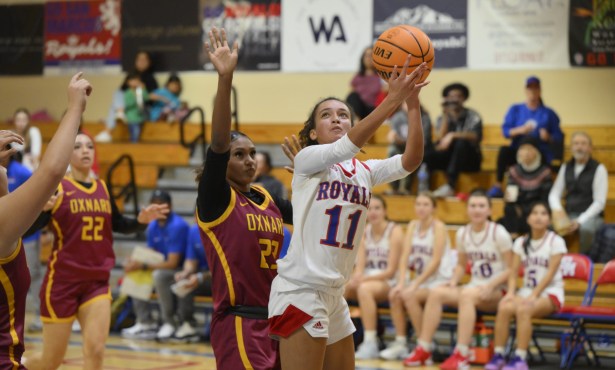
[0,239,29,369]
[48,177,114,282]
[197,186,284,313]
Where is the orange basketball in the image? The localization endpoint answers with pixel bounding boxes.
[372,25,434,82]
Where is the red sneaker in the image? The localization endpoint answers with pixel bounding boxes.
[439,349,470,370]
[403,346,433,367]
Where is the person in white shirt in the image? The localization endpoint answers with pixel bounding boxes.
[11,108,42,171]
[404,190,513,369]
[549,131,608,252]
[382,192,454,361]
[268,60,429,370]
[349,195,403,360]
[485,201,566,370]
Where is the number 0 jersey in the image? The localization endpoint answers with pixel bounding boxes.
[276,135,410,296]
[48,177,114,282]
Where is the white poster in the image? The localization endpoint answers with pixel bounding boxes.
[468,0,570,69]
[282,0,373,72]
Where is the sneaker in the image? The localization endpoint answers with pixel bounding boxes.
[485,353,506,370]
[403,346,433,367]
[380,340,409,360]
[72,320,81,333]
[172,322,200,343]
[94,130,112,143]
[156,323,176,341]
[27,318,43,333]
[433,184,454,198]
[355,339,380,360]
[439,349,471,370]
[486,185,504,198]
[502,356,529,370]
[121,322,158,340]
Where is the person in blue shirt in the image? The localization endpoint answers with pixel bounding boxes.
[149,74,183,122]
[488,76,563,198]
[122,189,189,341]
[280,226,292,259]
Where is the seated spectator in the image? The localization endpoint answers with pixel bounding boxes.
[149,74,185,122]
[346,46,383,119]
[424,83,483,198]
[10,108,42,171]
[488,76,563,197]
[254,151,287,200]
[387,102,433,194]
[172,223,213,342]
[122,190,189,341]
[124,72,150,143]
[499,136,553,238]
[549,132,608,253]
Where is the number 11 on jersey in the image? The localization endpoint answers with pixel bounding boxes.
[320,205,362,250]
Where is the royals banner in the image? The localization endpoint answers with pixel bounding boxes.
[0,4,44,75]
[468,0,570,69]
[569,0,615,67]
[281,0,372,72]
[44,0,121,74]
[373,0,467,69]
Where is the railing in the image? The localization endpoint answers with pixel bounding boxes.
[179,106,207,161]
[106,154,139,222]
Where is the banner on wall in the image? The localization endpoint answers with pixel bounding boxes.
[468,0,570,69]
[200,0,281,71]
[281,0,373,72]
[373,0,467,69]
[0,5,44,75]
[569,0,615,67]
[122,0,201,72]
[44,0,121,74]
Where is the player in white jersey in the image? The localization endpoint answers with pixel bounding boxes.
[349,195,403,360]
[404,190,513,369]
[381,192,454,361]
[268,60,429,370]
[486,201,566,370]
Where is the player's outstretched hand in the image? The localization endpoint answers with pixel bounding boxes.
[387,59,429,105]
[205,27,239,77]
[137,203,170,224]
[67,72,93,112]
[42,192,63,212]
[281,134,301,173]
[0,131,24,164]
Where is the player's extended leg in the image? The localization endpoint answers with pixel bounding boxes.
[402,287,430,338]
[280,329,327,370]
[457,286,502,346]
[493,296,519,349]
[78,297,111,370]
[515,296,555,350]
[389,290,407,338]
[23,322,72,370]
[418,285,459,345]
[323,334,355,370]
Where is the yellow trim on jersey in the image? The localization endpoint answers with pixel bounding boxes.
[45,218,65,319]
[79,289,112,310]
[99,180,111,198]
[235,316,253,369]
[0,239,22,265]
[197,188,237,229]
[40,315,76,324]
[248,185,272,211]
[199,227,236,305]
[0,259,21,370]
[65,176,98,194]
[50,183,64,215]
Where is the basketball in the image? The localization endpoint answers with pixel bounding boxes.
[372,25,434,82]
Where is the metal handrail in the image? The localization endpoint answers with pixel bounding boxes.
[179,106,206,161]
[106,154,139,221]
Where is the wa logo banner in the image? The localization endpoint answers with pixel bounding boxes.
[281,0,373,72]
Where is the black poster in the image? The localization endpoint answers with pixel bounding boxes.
[373,0,467,69]
[122,0,201,72]
[0,4,44,75]
[570,0,615,67]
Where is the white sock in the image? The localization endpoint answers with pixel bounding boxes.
[494,346,505,355]
[364,330,377,342]
[456,344,470,357]
[417,339,431,351]
[395,336,407,344]
[515,349,528,360]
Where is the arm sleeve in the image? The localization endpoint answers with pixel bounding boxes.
[551,235,568,255]
[502,106,516,138]
[270,194,293,225]
[29,127,42,157]
[111,197,147,234]
[495,224,513,252]
[365,155,411,187]
[455,227,465,253]
[548,109,563,142]
[512,237,524,256]
[197,149,232,223]
[23,212,51,237]
[294,134,360,176]
[548,165,566,212]
[577,164,608,225]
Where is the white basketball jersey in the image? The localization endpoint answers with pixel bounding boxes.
[364,222,395,276]
[276,135,410,296]
[513,231,567,300]
[409,222,453,286]
[456,222,513,287]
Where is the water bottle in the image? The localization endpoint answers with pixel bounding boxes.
[417,164,429,193]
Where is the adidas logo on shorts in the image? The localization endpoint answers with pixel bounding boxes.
[312,321,324,330]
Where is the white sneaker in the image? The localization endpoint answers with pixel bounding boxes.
[94,130,112,143]
[156,323,175,341]
[121,322,158,340]
[172,322,199,343]
[72,320,81,333]
[433,184,454,198]
[380,340,409,360]
[355,339,380,360]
